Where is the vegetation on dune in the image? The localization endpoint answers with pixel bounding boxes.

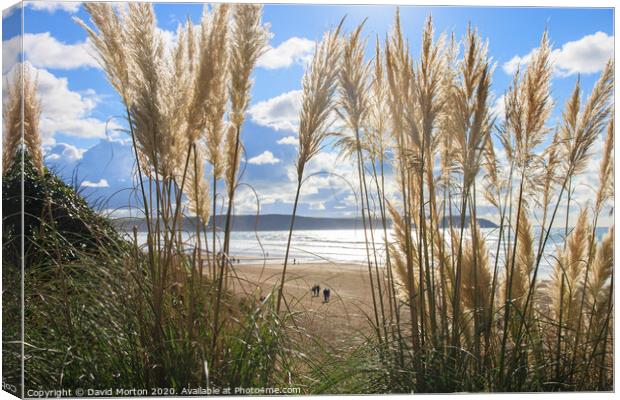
[2,3,614,394]
[3,152,122,267]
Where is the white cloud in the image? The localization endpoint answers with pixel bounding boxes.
[297,151,355,196]
[553,32,614,76]
[276,135,298,146]
[503,53,530,75]
[308,202,326,210]
[46,143,85,162]
[491,94,505,121]
[257,37,315,70]
[25,33,97,70]
[40,117,110,142]
[26,1,81,14]
[3,28,178,72]
[248,90,302,132]
[158,28,177,55]
[3,63,112,142]
[100,207,142,218]
[248,151,280,165]
[3,33,98,71]
[3,5,19,20]
[2,35,21,75]
[81,178,109,188]
[503,32,614,77]
[233,149,395,215]
[35,66,110,140]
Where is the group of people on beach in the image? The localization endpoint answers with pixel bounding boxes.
[214,251,241,264]
[311,284,331,303]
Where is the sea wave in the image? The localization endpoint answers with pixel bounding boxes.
[131,227,610,278]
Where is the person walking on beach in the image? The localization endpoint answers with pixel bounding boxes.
[323,288,330,303]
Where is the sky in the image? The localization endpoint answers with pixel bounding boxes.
[1,1,615,225]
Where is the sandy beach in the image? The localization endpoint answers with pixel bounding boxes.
[229,260,387,345]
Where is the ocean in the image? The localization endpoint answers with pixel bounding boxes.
[133,226,610,279]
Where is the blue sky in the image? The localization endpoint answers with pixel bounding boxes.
[1,1,614,224]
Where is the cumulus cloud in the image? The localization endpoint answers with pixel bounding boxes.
[503,32,614,77]
[34,66,110,140]
[3,28,178,72]
[257,37,315,69]
[81,178,109,188]
[248,151,281,165]
[2,35,21,75]
[27,1,81,14]
[233,149,396,216]
[45,143,85,162]
[297,151,356,196]
[503,55,527,75]
[26,33,97,70]
[231,151,354,213]
[3,63,112,142]
[248,90,302,132]
[553,32,614,75]
[276,135,298,146]
[3,33,97,71]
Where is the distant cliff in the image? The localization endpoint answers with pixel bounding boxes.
[439,215,498,229]
[113,214,498,232]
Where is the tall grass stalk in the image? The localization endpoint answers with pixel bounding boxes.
[336,20,388,337]
[211,3,268,364]
[276,21,343,313]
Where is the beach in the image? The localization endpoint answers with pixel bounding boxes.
[230,261,385,345]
